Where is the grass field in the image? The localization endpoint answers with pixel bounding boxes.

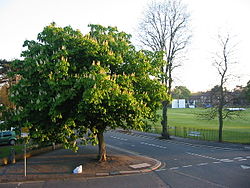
[150,108,250,144]
[0,144,23,159]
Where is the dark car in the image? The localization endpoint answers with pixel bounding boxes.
[0,131,17,145]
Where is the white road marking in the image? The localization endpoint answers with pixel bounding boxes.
[140,142,166,149]
[213,161,222,164]
[170,167,179,170]
[238,159,247,161]
[111,131,250,173]
[182,165,193,168]
[197,163,208,166]
[112,130,244,152]
[241,165,250,170]
[155,168,167,172]
[187,152,249,164]
[186,152,218,160]
[110,136,128,141]
[234,157,243,160]
[157,145,167,149]
[168,153,250,171]
[220,159,234,162]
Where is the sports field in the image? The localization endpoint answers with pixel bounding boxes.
[150,108,250,144]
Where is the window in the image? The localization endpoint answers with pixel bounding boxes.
[2,132,12,137]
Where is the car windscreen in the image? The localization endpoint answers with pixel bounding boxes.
[2,132,12,137]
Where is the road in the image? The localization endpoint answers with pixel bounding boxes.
[1,130,250,188]
[106,130,250,188]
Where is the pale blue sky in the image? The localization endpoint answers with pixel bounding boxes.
[0,0,249,92]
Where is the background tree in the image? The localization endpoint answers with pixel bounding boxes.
[0,59,11,85]
[0,59,19,128]
[138,0,191,138]
[229,85,247,107]
[198,34,238,142]
[210,85,223,106]
[243,81,250,103]
[213,34,237,142]
[172,85,191,99]
[0,59,20,105]
[9,23,168,161]
[0,59,13,107]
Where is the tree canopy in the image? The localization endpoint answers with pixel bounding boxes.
[0,59,14,108]
[8,23,169,161]
[244,81,250,102]
[172,86,191,99]
[0,59,18,129]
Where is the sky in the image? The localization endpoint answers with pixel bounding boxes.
[0,0,249,92]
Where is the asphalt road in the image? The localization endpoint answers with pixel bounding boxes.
[105,130,250,188]
[1,130,250,188]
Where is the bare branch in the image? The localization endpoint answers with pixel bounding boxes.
[137,0,191,88]
[210,32,238,142]
[137,0,191,138]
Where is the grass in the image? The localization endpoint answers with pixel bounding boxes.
[171,108,250,131]
[0,144,24,159]
[150,108,250,144]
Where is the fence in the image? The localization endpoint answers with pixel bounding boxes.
[168,126,218,141]
[151,126,250,144]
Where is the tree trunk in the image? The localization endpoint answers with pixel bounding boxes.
[161,101,170,139]
[218,85,224,142]
[218,107,223,142]
[161,65,172,139]
[97,132,107,162]
[218,74,225,142]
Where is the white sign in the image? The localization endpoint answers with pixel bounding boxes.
[172,99,186,108]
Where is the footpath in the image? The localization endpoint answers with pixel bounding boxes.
[0,144,160,183]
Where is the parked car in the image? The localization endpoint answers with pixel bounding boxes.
[0,131,17,145]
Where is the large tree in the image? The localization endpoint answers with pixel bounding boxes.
[138,0,191,138]
[9,23,169,161]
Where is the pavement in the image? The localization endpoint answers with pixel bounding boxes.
[0,144,161,183]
